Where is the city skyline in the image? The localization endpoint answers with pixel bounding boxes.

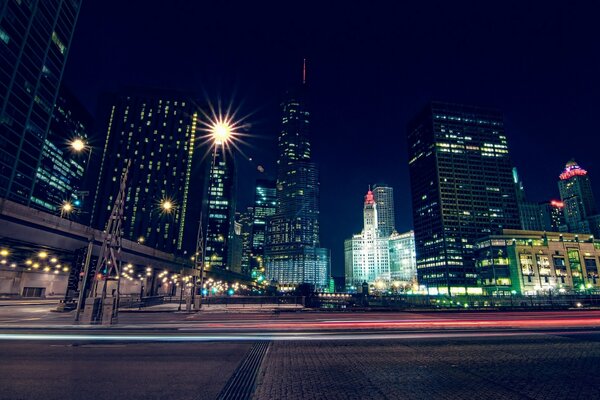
[45,1,600,277]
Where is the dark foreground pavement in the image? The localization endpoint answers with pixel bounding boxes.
[0,341,252,400]
[2,332,600,399]
[253,333,600,400]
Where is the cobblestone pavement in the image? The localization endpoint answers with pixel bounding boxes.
[253,334,600,399]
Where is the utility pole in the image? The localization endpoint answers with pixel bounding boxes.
[82,161,130,324]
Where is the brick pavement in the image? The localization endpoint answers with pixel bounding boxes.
[253,335,600,399]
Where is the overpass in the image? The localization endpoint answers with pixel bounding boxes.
[0,199,253,299]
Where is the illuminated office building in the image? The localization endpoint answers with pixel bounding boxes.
[558,160,600,236]
[407,102,520,294]
[92,91,198,254]
[30,86,91,214]
[0,0,82,206]
[475,229,600,295]
[344,189,390,289]
[388,230,417,283]
[204,143,236,269]
[372,184,395,237]
[265,66,330,289]
[539,200,565,232]
[251,179,276,265]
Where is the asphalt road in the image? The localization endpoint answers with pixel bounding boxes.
[3,304,600,399]
[2,332,600,400]
[0,341,252,400]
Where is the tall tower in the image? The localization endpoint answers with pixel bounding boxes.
[372,184,395,237]
[407,102,520,294]
[265,63,330,289]
[92,90,198,254]
[0,0,83,206]
[251,179,277,264]
[558,160,598,234]
[344,189,390,290]
[204,144,236,269]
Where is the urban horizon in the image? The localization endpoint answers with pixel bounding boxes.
[3,2,600,399]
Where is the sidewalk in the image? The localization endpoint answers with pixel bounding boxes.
[0,299,59,307]
[121,302,305,313]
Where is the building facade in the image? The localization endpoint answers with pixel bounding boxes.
[92,91,198,254]
[558,160,600,237]
[238,207,254,276]
[475,229,600,295]
[344,189,390,290]
[0,0,82,206]
[30,86,91,214]
[388,230,417,284]
[265,73,330,289]
[539,200,565,232]
[407,102,520,294]
[204,144,236,269]
[372,184,395,237]
[251,179,276,269]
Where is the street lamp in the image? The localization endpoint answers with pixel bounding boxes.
[160,199,174,214]
[211,120,232,145]
[70,138,86,152]
[61,200,73,218]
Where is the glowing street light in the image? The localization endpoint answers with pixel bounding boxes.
[70,138,86,152]
[160,199,174,214]
[211,121,232,145]
[60,201,74,217]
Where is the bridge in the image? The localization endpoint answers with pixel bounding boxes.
[0,199,253,299]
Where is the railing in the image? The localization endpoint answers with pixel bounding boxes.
[162,295,305,308]
[118,294,165,309]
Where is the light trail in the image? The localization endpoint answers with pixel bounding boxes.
[0,329,598,342]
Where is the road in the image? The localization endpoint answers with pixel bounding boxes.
[2,304,600,399]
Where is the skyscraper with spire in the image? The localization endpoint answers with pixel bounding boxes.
[265,61,330,289]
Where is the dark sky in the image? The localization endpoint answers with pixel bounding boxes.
[64,1,600,277]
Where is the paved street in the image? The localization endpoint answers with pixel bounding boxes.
[3,304,600,399]
[0,341,252,400]
[254,334,600,400]
[2,333,600,399]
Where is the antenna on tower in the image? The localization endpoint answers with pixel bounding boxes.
[302,58,307,85]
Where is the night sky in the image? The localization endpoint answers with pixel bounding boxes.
[63,1,600,276]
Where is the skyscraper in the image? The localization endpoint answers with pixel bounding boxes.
[558,160,598,234]
[344,189,390,289]
[372,184,395,237]
[539,200,565,232]
[265,64,330,289]
[238,207,254,276]
[0,0,82,205]
[92,91,198,254]
[251,179,277,265]
[30,86,92,214]
[407,102,520,294]
[388,230,417,284]
[204,143,236,269]
[513,167,544,231]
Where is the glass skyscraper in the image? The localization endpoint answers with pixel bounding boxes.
[372,184,395,237]
[251,179,276,263]
[92,91,198,254]
[265,74,330,289]
[203,144,236,269]
[558,160,599,235]
[407,102,520,294]
[30,86,91,214]
[0,0,82,206]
